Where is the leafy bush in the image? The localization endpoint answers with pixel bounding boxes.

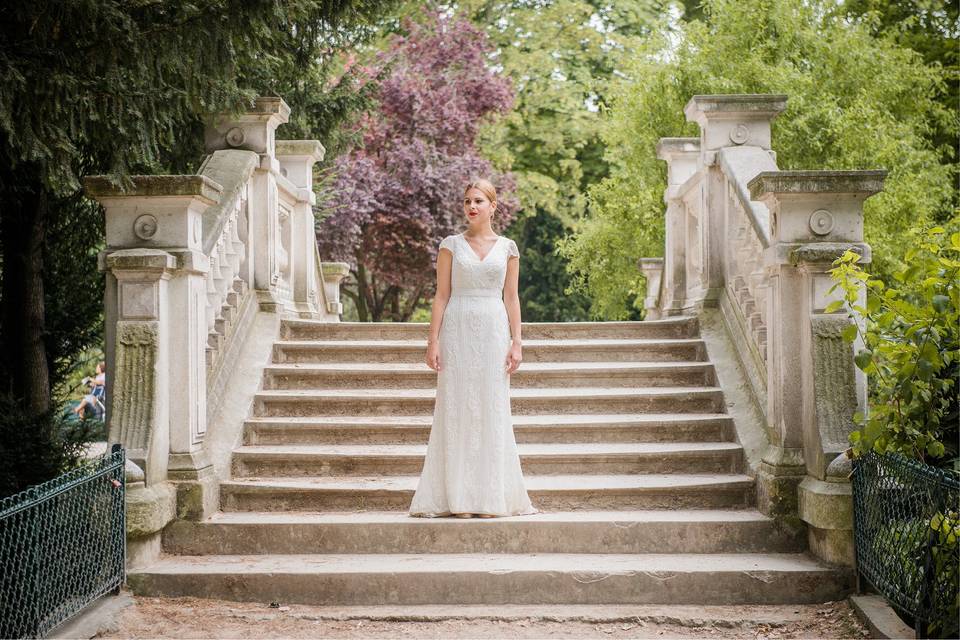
[828,225,959,466]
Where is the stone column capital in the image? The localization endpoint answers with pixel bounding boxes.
[749,170,886,246]
[684,94,787,151]
[85,175,222,252]
[656,137,700,198]
[205,96,291,162]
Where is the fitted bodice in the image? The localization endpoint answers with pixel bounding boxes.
[439,233,519,295]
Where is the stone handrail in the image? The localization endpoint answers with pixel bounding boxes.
[652,94,888,566]
[84,98,347,561]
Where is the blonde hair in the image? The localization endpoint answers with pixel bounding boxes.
[464,178,497,209]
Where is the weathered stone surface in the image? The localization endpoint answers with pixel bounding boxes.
[197,149,258,255]
[84,175,223,203]
[798,476,854,567]
[747,170,887,200]
[125,481,177,538]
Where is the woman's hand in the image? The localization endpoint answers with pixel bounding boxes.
[425,340,441,371]
[505,341,522,374]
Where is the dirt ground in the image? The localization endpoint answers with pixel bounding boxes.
[96,596,872,639]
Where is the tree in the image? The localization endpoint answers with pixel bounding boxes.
[317,10,516,322]
[560,0,958,319]
[0,0,396,495]
[459,0,660,321]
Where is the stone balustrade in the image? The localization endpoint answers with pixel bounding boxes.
[649,94,887,565]
[84,97,348,566]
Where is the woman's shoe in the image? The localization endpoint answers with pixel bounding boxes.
[477,514,495,519]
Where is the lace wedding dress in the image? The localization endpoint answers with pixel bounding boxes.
[408,233,537,517]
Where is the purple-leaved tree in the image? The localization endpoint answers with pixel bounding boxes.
[317,10,515,322]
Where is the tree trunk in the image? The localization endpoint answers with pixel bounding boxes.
[401,283,426,322]
[0,174,51,414]
[354,263,370,322]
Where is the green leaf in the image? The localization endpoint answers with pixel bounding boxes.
[932,295,950,313]
[824,300,845,314]
[841,323,858,342]
[854,349,873,371]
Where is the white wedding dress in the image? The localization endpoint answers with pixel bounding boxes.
[408,233,537,517]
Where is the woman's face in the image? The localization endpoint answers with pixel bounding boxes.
[463,188,495,227]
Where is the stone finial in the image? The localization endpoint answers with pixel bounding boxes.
[748,170,887,246]
[656,137,700,190]
[684,94,787,151]
[204,96,291,158]
[84,175,222,251]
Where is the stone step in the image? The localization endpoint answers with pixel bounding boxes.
[243,413,735,445]
[231,442,745,477]
[219,474,756,511]
[280,318,700,341]
[273,338,707,364]
[127,552,851,606]
[262,361,716,390]
[252,387,726,417]
[162,510,804,556]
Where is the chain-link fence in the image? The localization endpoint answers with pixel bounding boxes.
[852,451,960,639]
[0,444,125,639]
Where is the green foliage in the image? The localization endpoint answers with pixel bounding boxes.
[513,211,592,322]
[0,0,398,490]
[828,225,959,465]
[927,510,960,638]
[562,0,958,318]
[453,0,660,320]
[0,395,102,498]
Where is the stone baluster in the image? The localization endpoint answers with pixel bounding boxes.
[749,169,886,565]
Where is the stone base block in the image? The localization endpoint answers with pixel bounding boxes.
[168,453,220,521]
[125,480,177,569]
[756,446,806,522]
[798,476,853,567]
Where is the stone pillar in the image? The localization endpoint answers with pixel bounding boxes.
[87,175,223,524]
[749,169,886,564]
[683,95,787,307]
[655,138,699,315]
[321,263,350,317]
[637,258,664,320]
[276,139,326,317]
[206,97,291,310]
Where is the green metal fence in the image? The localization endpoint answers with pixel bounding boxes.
[852,451,960,639]
[0,444,125,639]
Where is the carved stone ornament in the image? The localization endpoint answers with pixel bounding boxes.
[133,214,159,240]
[225,127,246,147]
[809,209,835,236]
[729,123,749,145]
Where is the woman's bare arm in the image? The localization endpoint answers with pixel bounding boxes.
[503,252,522,373]
[425,248,453,370]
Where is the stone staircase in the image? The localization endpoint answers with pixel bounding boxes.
[130,318,851,606]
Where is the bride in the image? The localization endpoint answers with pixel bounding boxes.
[408,178,537,519]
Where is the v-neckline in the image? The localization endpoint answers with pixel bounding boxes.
[460,233,501,263]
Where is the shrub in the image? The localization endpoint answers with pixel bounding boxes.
[828,225,959,467]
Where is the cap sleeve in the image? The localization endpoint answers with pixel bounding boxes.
[506,238,519,259]
[438,235,456,255]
